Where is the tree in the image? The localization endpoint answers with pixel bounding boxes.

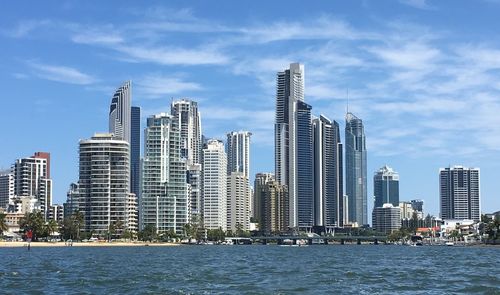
[207,227,225,242]
[72,211,84,241]
[19,211,45,241]
[0,213,8,236]
[45,219,59,237]
[138,224,157,242]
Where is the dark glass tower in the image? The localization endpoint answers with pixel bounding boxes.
[345,112,367,226]
[131,106,141,201]
[439,166,480,222]
[373,165,399,208]
[296,100,313,229]
[313,115,343,228]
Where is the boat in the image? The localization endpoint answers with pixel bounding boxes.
[445,242,454,246]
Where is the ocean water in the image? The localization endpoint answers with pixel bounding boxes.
[0,245,499,294]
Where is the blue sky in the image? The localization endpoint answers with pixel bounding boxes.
[1,0,500,217]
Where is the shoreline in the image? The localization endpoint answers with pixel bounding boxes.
[0,241,179,247]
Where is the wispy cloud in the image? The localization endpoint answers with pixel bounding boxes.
[399,0,436,10]
[136,74,202,99]
[2,20,52,38]
[27,61,96,85]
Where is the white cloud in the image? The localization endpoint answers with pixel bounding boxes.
[115,44,229,66]
[2,20,52,38]
[136,74,202,98]
[27,61,96,85]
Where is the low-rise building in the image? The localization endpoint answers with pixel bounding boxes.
[372,203,401,234]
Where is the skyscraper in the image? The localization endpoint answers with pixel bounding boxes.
[253,172,274,223]
[261,180,288,234]
[296,100,314,230]
[439,166,480,222]
[275,63,305,230]
[313,115,344,229]
[226,131,252,233]
[227,172,250,232]
[171,99,202,165]
[141,113,188,234]
[202,139,227,230]
[345,112,367,226]
[171,99,202,222]
[374,165,399,208]
[226,131,252,178]
[77,134,136,235]
[13,153,52,219]
[130,106,141,204]
[109,81,131,143]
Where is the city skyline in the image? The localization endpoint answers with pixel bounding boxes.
[2,1,500,217]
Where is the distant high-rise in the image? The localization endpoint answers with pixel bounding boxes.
[345,112,367,225]
[77,134,137,235]
[226,131,252,178]
[275,62,305,230]
[171,99,202,165]
[411,199,424,213]
[130,106,141,203]
[374,165,399,208]
[171,99,202,223]
[141,113,187,234]
[202,139,227,230]
[13,153,52,219]
[0,170,14,210]
[253,172,274,223]
[227,172,250,232]
[313,115,344,228]
[109,81,131,143]
[439,166,480,222]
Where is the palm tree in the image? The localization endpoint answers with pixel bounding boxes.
[45,219,58,237]
[72,211,84,241]
[0,213,8,236]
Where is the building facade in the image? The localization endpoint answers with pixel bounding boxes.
[253,172,274,224]
[226,172,250,232]
[313,115,344,229]
[374,165,399,208]
[372,204,401,234]
[77,134,136,235]
[226,131,252,178]
[345,112,367,226]
[130,106,141,206]
[171,99,202,165]
[202,140,227,230]
[261,180,288,234]
[13,153,52,219]
[141,113,188,234]
[0,170,14,210]
[439,166,480,222]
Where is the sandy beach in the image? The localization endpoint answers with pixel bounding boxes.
[0,241,179,247]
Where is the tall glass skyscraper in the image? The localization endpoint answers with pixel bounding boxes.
[130,106,141,204]
[275,63,305,230]
[313,115,344,229]
[373,165,399,208]
[345,112,367,226]
[226,131,252,178]
[296,100,313,229]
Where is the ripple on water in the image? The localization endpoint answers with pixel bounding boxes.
[0,245,499,294]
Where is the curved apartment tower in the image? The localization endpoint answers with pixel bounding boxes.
[109,81,131,143]
[345,112,367,226]
[78,134,137,235]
